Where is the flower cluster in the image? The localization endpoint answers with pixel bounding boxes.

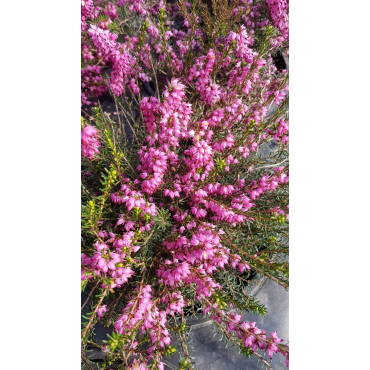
[82,1,289,369]
[81,124,100,159]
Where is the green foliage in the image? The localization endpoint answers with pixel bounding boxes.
[153,207,171,231]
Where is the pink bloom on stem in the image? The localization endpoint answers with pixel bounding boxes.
[81,125,100,160]
[97,305,107,318]
[125,221,136,231]
[128,359,147,370]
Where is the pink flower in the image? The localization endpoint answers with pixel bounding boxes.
[81,125,100,159]
[128,359,147,370]
[97,305,107,318]
[266,343,279,359]
[125,221,136,231]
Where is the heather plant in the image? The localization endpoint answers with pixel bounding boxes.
[81,1,289,369]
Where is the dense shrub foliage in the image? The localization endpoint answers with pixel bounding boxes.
[81,1,289,369]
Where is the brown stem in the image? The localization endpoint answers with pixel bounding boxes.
[81,350,95,370]
[81,288,108,343]
[81,281,100,311]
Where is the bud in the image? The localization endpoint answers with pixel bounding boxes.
[141,20,149,31]
[159,8,165,19]
[267,25,274,34]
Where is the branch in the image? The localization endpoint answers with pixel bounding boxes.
[252,158,288,171]
[81,281,100,311]
[81,288,108,343]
